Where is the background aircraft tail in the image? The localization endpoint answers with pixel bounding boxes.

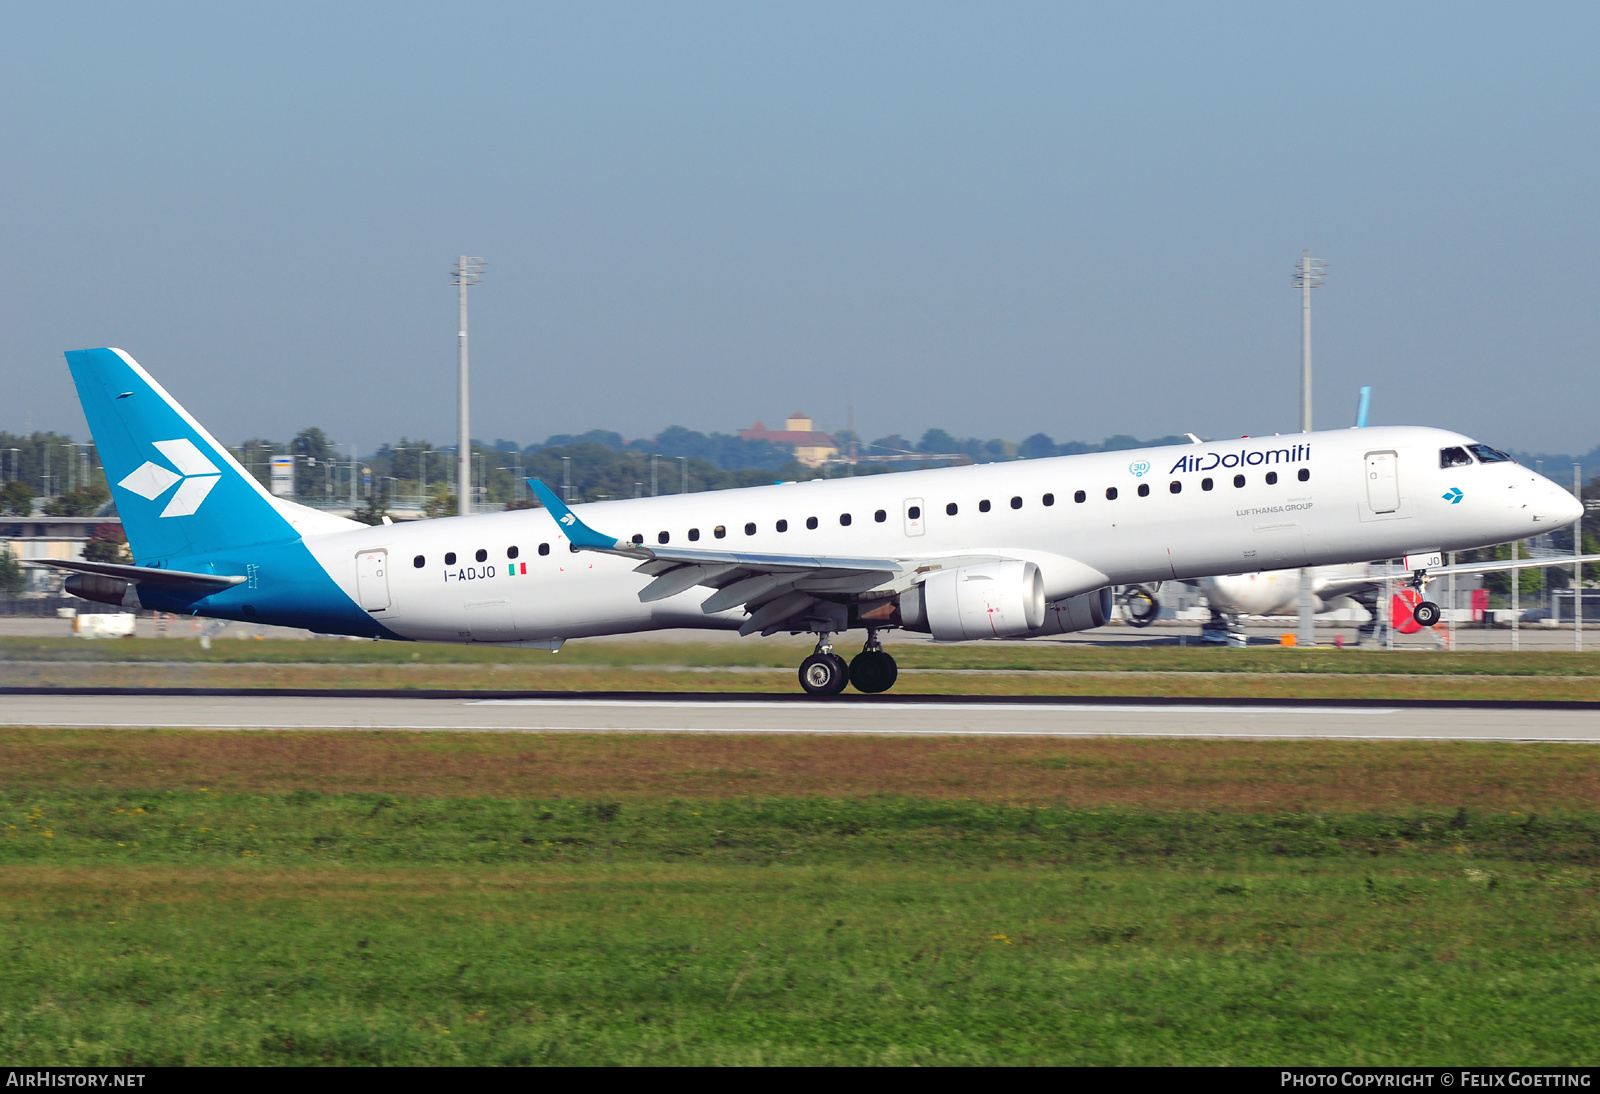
[66,347,344,565]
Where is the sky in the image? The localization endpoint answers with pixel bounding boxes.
[2,2,1596,454]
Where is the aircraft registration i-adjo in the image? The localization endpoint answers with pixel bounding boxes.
[42,348,1594,695]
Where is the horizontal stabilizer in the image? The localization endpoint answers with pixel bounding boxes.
[26,558,245,591]
[29,558,245,610]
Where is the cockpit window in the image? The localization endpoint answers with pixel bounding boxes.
[1468,443,1513,464]
[1439,446,1474,469]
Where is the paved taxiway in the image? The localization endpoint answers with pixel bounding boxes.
[2,692,1598,741]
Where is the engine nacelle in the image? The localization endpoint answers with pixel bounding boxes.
[63,572,141,609]
[1025,586,1114,636]
[899,561,1046,640]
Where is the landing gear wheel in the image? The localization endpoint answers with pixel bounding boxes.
[829,652,850,682]
[1412,600,1441,627]
[849,650,899,694]
[799,652,850,696]
[1122,586,1160,628]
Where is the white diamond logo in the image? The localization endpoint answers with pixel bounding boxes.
[119,461,181,500]
[151,438,219,477]
[116,440,222,518]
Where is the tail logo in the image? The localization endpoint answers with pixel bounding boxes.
[117,439,223,518]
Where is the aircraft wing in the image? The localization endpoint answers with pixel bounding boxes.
[1421,555,1600,580]
[1317,555,1600,597]
[528,479,903,635]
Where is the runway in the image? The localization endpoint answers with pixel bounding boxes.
[2,691,1598,741]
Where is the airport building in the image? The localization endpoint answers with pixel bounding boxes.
[1,514,119,596]
[739,413,839,468]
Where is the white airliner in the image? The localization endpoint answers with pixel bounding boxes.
[41,348,1593,695]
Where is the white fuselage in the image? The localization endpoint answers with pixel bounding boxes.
[293,425,1580,644]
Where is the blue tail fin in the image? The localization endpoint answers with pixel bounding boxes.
[67,348,333,564]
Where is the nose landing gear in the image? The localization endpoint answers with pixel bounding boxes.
[1405,567,1443,630]
[797,632,900,696]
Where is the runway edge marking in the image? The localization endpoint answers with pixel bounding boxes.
[0,686,1597,711]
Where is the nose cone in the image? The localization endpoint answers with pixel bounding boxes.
[1559,488,1584,525]
[1539,481,1584,529]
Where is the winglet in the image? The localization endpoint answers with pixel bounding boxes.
[526,479,630,552]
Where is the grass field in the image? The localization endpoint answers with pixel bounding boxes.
[4,728,1600,1064]
[6,636,1600,700]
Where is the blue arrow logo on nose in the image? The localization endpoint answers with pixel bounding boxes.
[1442,487,1464,504]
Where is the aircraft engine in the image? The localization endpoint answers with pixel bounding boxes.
[62,572,141,609]
[898,560,1046,640]
[1024,586,1115,636]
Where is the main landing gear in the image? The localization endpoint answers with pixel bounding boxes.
[797,632,900,696]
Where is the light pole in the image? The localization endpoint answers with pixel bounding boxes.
[1293,251,1327,649]
[452,255,486,515]
[677,455,687,494]
[343,443,358,512]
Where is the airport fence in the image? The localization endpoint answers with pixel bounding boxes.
[0,596,83,617]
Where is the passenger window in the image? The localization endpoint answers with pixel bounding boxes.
[946,503,958,516]
[1265,471,1278,485]
[1233,475,1245,488]
[1106,487,1118,500]
[688,528,700,542]
[1297,468,1310,482]
[1201,478,1213,491]
[413,555,426,568]
[1137,483,1150,497]
[1043,493,1054,506]
[475,548,488,562]
[1010,496,1022,509]
[907,506,921,519]
[1440,446,1474,468]
[507,546,519,559]
[1468,443,1511,463]
[978,499,991,513]
[631,534,644,545]
[444,552,456,565]
[1073,490,1086,503]
[658,531,670,544]
[806,516,818,530]
[874,509,887,522]
[776,520,788,533]
[840,513,852,526]
[1169,481,1181,494]
[744,523,756,536]
[715,525,727,539]
[538,543,550,556]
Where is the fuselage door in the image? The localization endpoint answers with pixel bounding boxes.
[903,498,925,537]
[1364,451,1400,514]
[356,549,391,612]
